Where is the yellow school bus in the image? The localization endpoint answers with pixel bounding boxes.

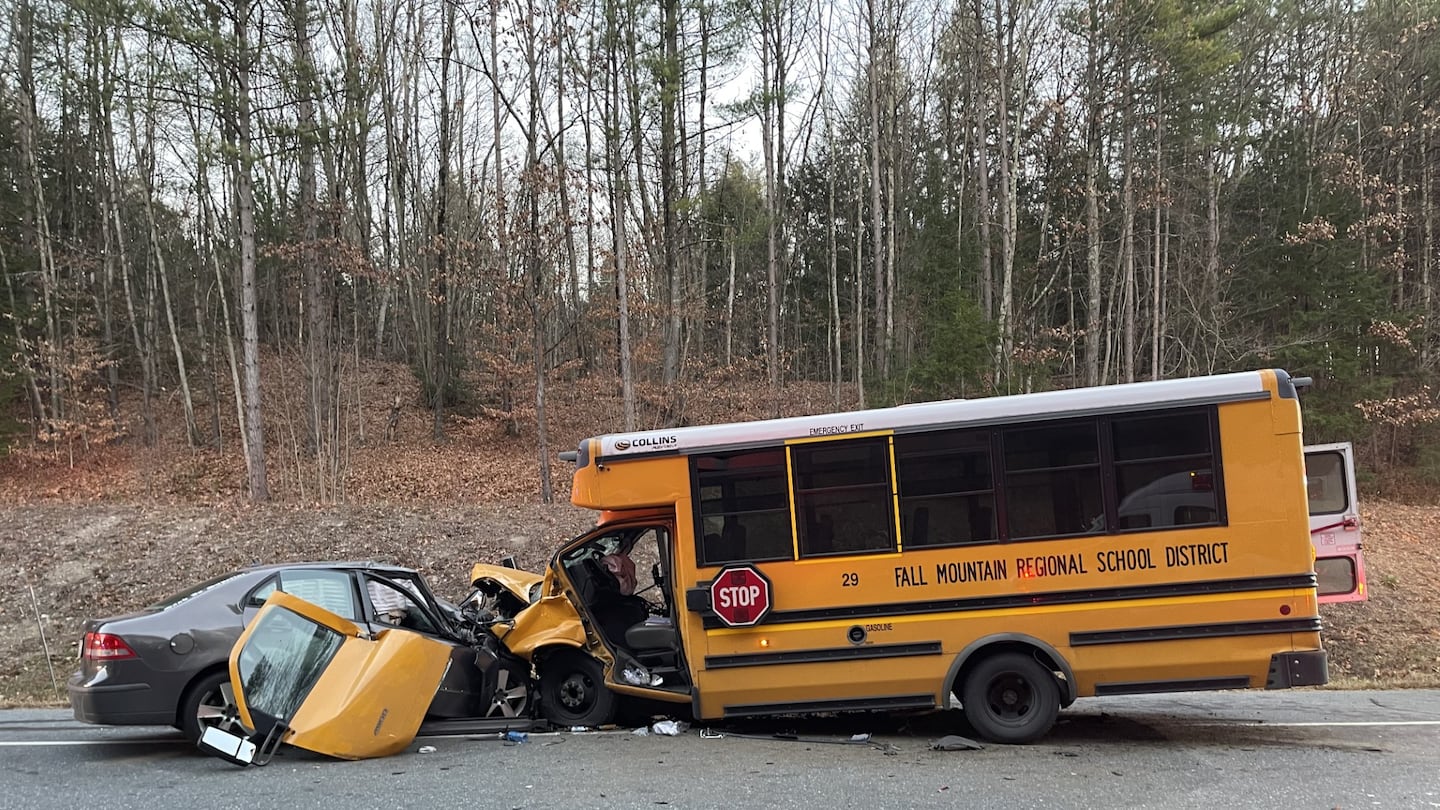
[480,369,1327,743]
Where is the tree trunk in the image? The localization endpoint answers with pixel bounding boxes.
[659,0,682,391]
[132,67,199,446]
[867,0,886,379]
[1083,0,1103,386]
[292,0,337,494]
[608,0,636,429]
[234,0,270,501]
[432,3,455,442]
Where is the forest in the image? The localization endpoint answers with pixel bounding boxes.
[0,0,1437,502]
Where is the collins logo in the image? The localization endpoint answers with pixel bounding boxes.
[613,435,677,451]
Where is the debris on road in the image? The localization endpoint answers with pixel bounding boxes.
[931,734,984,751]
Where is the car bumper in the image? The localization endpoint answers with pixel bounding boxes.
[67,670,173,726]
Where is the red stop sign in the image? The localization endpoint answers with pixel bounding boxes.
[709,565,772,627]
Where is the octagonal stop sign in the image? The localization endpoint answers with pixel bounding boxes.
[709,565,772,627]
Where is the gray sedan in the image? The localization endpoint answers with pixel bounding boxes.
[68,561,531,743]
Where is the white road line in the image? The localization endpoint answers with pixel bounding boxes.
[1195,720,1440,727]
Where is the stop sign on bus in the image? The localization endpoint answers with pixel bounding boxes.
[710,565,772,627]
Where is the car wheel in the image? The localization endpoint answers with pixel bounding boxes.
[179,670,237,744]
[486,660,532,719]
[960,652,1060,744]
[539,650,616,728]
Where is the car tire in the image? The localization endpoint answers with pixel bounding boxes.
[178,670,236,745]
[960,652,1060,744]
[539,650,616,728]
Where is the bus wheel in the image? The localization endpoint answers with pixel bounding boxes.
[540,650,616,728]
[960,652,1060,744]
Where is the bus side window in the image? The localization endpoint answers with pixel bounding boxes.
[1110,410,1221,533]
[694,451,793,565]
[895,430,995,548]
[1003,422,1103,540]
[792,438,896,557]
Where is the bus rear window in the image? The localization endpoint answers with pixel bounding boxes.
[1305,452,1348,515]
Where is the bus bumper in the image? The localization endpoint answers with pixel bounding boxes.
[1266,650,1329,688]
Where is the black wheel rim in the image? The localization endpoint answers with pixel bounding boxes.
[983,670,1036,724]
[558,671,594,713]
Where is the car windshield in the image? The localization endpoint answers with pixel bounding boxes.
[147,572,246,611]
[236,606,344,727]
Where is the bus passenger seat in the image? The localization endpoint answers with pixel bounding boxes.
[970,505,992,542]
[910,507,930,545]
[721,521,747,557]
[810,514,836,551]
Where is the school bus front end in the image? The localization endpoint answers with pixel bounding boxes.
[543,370,1326,743]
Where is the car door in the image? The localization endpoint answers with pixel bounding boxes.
[228,590,453,760]
[1305,442,1367,603]
[356,571,495,719]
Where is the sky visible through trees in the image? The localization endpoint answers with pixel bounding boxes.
[1,0,1438,500]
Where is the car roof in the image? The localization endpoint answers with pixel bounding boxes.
[238,560,419,575]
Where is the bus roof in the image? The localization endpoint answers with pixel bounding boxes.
[588,369,1295,461]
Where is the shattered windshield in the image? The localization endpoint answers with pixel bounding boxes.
[236,607,344,725]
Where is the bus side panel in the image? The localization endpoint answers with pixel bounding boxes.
[689,581,1320,718]
[1220,397,1311,571]
[669,378,1326,719]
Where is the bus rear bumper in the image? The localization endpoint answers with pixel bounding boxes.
[1266,650,1329,688]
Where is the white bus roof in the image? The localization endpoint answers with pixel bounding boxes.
[592,369,1294,460]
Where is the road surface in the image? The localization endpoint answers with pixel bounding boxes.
[1,689,1437,809]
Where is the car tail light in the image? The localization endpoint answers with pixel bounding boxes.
[82,632,137,660]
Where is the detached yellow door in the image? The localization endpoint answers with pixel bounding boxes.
[230,590,453,760]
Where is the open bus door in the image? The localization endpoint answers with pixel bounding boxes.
[1305,442,1367,603]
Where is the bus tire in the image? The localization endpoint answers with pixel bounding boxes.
[540,650,616,728]
[960,652,1060,744]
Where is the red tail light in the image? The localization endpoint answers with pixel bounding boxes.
[82,632,137,660]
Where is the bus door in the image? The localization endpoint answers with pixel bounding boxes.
[1305,442,1367,603]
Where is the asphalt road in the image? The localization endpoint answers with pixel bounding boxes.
[2,690,1437,809]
